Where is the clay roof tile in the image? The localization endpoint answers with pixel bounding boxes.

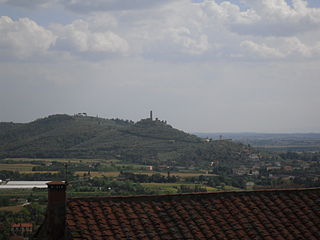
[65,188,320,240]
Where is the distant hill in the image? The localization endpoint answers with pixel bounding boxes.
[0,114,247,167]
[195,132,320,151]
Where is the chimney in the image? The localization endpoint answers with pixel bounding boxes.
[47,181,67,240]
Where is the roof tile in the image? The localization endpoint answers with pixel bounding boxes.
[66,188,320,240]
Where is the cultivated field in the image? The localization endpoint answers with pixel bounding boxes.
[0,163,36,172]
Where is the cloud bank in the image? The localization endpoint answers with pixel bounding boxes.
[0,0,319,61]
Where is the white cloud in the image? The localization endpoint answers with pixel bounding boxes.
[86,13,118,31]
[0,15,128,60]
[201,0,260,25]
[235,0,320,36]
[116,1,215,59]
[143,27,210,57]
[52,19,129,56]
[0,16,56,59]
[168,27,210,54]
[282,37,312,57]
[240,37,319,59]
[241,40,285,58]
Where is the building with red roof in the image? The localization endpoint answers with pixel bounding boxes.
[34,181,320,239]
[11,223,32,239]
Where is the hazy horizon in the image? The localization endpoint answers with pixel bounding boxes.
[1,113,320,135]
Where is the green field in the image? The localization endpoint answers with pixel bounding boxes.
[142,183,218,194]
[0,163,36,172]
[74,171,120,177]
[3,158,120,164]
[0,188,47,198]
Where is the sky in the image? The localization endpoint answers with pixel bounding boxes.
[0,0,320,133]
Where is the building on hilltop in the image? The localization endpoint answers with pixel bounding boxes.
[34,181,320,240]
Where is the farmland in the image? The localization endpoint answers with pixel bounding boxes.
[0,157,218,179]
[0,157,226,199]
[0,156,233,211]
[0,163,36,172]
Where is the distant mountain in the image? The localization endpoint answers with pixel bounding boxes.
[0,114,247,166]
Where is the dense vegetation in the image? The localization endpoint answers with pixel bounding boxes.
[0,203,45,240]
[0,114,247,167]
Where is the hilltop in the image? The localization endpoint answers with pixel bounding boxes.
[0,114,247,167]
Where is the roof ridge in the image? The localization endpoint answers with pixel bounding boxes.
[67,187,320,202]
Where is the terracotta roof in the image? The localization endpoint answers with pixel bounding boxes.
[8,236,24,240]
[65,188,320,240]
[11,223,32,228]
[47,181,66,185]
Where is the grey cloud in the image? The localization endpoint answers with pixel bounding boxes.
[1,0,57,8]
[1,0,173,12]
[61,0,173,13]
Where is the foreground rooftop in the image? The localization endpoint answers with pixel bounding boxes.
[63,188,320,240]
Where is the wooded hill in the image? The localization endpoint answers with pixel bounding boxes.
[0,114,248,167]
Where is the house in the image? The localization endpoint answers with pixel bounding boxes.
[11,223,32,239]
[282,166,293,171]
[266,166,281,171]
[248,153,260,161]
[34,181,320,240]
[245,181,255,190]
[233,166,259,176]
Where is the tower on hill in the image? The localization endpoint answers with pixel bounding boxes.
[150,110,153,121]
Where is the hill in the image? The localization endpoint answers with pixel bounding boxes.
[0,114,247,167]
[196,132,320,151]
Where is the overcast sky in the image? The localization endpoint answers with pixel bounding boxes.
[0,0,320,133]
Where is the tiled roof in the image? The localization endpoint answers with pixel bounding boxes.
[47,181,65,185]
[11,223,32,228]
[8,236,24,240]
[66,188,320,240]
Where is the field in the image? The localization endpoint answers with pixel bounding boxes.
[142,183,218,194]
[0,157,226,201]
[74,171,217,178]
[1,158,217,179]
[0,157,225,201]
[4,157,119,164]
[0,188,47,197]
[0,158,121,175]
[0,163,36,172]
[0,205,25,213]
[20,171,59,174]
[74,171,120,177]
